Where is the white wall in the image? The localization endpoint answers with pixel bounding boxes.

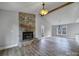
[0,9,19,49]
[43,3,79,37]
[35,14,46,39]
[52,25,57,36]
[42,17,52,37]
[67,23,79,38]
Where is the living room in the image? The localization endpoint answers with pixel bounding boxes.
[0,2,79,56]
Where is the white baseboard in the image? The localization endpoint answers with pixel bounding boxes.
[0,43,18,50]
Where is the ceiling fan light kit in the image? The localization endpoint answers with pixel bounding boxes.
[40,2,48,16]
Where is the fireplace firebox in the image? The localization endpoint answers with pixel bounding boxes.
[23,32,33,40]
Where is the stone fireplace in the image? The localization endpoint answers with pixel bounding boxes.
[19,12,35,42]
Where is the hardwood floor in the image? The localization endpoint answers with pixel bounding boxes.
[0,37,79,56]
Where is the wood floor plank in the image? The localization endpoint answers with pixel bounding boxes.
[0,37,79,56]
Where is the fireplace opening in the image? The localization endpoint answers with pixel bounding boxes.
[23,32,33,40]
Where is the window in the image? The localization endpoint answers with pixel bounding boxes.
[57,25,67,35]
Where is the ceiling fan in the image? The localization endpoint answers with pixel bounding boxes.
[39,2,74,16]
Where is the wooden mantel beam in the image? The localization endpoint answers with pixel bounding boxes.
[48,2,74,15]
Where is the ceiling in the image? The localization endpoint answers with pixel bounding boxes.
[0,2,66,14]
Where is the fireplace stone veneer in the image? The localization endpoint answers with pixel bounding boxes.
[19,12,35,43]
